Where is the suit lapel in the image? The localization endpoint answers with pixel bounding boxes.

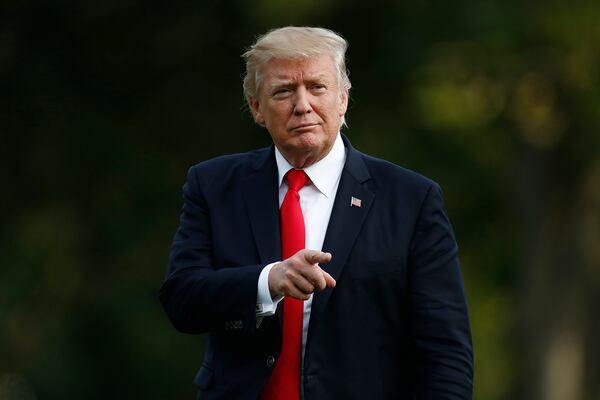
[242,146,282,265]
[306,137,375,347]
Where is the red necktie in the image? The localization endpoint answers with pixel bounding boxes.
[261,169,309,400]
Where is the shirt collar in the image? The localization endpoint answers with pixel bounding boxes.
[275,133,346,198]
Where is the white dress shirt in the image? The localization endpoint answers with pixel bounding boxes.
[256,133,346,360]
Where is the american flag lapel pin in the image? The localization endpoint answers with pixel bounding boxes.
[350,196,362,208]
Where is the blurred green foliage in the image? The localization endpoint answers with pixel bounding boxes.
[2,1,599,399]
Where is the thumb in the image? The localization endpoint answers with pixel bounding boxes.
[305,250,332,265]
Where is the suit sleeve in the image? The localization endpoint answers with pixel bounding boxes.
[159,166,264,334]
[408,183,474,399]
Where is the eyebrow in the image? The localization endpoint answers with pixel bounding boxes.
[268,80,295,89]
[268,74,331,89]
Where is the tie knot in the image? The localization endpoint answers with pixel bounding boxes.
[285,169,309,192]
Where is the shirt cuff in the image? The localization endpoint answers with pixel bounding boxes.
[256,262,284,316]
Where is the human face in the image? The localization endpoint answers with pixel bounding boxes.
[249,56,348,168]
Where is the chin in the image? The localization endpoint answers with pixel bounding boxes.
[294,130,326,147]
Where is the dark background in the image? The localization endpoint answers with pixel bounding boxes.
[2,1,599,399]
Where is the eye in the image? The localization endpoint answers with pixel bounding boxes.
[311,84,327,92]
[271,85,293,98]
[272,88,292,98]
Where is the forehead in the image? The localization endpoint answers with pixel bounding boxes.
[260,55,337,82]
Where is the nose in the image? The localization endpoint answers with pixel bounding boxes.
[293,86,312,115]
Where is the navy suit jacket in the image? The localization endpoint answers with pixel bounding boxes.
[160,136,473,399]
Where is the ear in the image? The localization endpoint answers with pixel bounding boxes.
[249,96,265,126]
[338,90,348,116]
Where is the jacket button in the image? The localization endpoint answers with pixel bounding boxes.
[266,356,275,367]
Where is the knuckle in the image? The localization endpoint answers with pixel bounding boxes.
[284,268,295,279]
[303,283,314,294]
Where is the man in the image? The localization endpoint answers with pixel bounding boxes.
[160,26,473,399]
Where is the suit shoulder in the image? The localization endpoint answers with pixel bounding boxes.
[190,146,269,172]
[356,152,445,217]
[359,152,438,191]
[186,146,271,182]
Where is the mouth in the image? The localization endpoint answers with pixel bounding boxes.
[290,123,319,131]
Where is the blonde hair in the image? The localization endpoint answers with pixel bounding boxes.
[242,26,351,126]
